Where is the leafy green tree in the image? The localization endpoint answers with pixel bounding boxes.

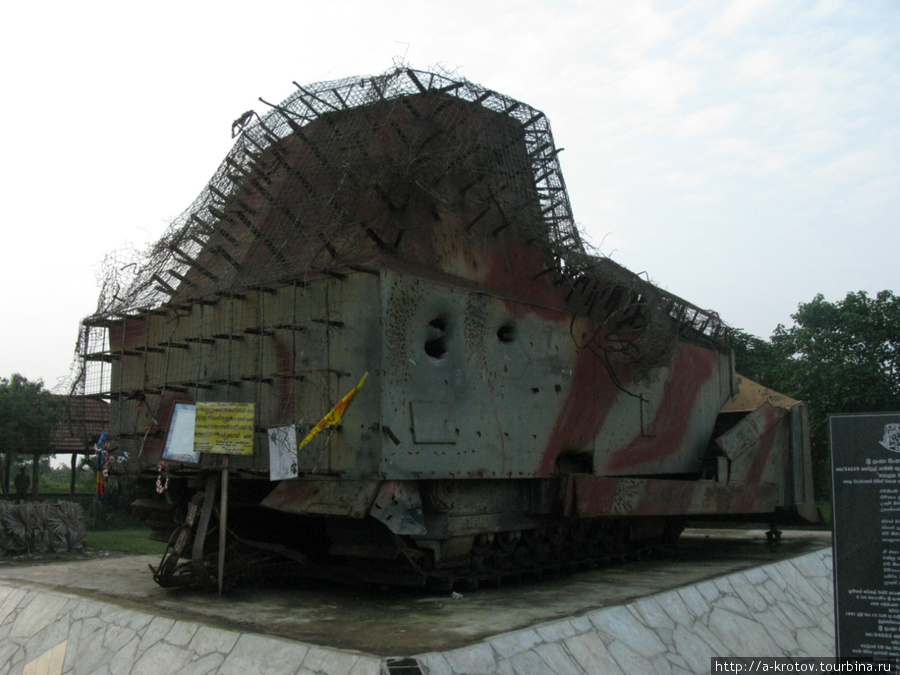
[730,329,783,387]
[763,291,900,497]
[0,374,61,497]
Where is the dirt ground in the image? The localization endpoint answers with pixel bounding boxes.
[0,529,832,655]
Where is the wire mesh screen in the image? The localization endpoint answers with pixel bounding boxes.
[89,67,581,317]
[70,66,729,401]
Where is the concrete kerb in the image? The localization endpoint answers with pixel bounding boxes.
[1,547,834,675]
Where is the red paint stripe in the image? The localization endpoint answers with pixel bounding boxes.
[606,345,717,472]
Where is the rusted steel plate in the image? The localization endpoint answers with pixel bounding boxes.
[716,402,787,463]
[261,479,380,517]
[722,374,799,413]
[569,474,777,518]
[369,481,426,535]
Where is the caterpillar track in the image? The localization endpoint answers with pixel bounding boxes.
[339,518,687,592]
[148,476,686,592]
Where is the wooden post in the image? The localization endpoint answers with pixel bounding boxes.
[32,453,40,499]
[218,456,229,597]
[70,453,77,495]
[2,449,14,497]
[8,449,18,498]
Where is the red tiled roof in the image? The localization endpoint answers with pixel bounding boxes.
[50,396,109,455]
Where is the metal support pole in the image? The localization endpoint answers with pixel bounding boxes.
[218,456,229,597]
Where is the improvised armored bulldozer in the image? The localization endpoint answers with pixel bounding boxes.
[75,67,818,590]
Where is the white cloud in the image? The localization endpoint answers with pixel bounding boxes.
[813,146,898,185]
[666,171,706,188]
[678,103,742,137]
[603,1,676,61]
[808,0,845,20]
[707,0,778,36]
[736,49,785,83]
[672,190,716,205]
[619,60,700,111]
[674,37,723,62]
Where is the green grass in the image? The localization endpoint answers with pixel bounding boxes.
[817,501,833,527]
[85,528,169,556]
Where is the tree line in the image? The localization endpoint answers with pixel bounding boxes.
[0,374,61,499]
[731,290,900,498]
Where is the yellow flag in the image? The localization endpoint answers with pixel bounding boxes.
[298,373,367,450]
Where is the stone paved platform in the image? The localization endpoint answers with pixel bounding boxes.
[0,531,834,674]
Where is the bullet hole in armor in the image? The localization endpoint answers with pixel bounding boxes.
[497,323,516,343]
[425,317,448,359]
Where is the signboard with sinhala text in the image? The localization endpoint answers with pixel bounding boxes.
[831,411,900,665]
[194,402,255,455]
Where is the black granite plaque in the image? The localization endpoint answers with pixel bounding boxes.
[831,412,900,664]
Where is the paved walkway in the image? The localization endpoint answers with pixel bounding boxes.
[1,536,834,674]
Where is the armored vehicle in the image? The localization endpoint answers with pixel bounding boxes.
[76,67,817,590]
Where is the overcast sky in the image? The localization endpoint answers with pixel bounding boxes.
[1,0,897,390]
